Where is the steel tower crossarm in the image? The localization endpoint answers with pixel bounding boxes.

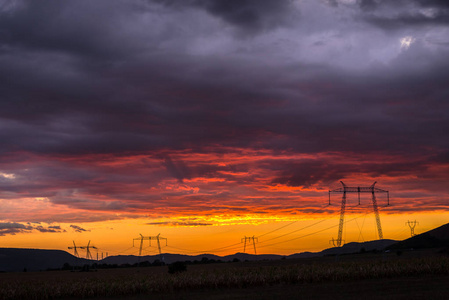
[329,181,389,247]
[241,236,258,254]
[329,182,389,194]
[133,234,167,259]
[68,240,79,257]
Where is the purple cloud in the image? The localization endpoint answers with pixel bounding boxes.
[0,0,448,223]
[70,225,90,233]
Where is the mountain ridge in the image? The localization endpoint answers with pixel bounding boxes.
[2,222,448,272]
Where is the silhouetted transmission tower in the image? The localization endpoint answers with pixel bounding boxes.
[133,233,167,260]
[79,240,97,260]
[406,220,419,237]
[329,181,390,247]
[68,241,79,257]
[241,236,258,254]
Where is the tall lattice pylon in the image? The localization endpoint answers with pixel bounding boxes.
[241,236,258,254]
[68,240,79,257]
[79,240,97,260]
[406,220,419,237]
[133,233,167,260]
[329,181,390,247]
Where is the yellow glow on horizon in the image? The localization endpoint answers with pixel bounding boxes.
[1,211,448,257]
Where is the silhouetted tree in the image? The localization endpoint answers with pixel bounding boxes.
[168,261,187,274]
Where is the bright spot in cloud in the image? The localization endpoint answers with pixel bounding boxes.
[400,36,415,50]
[0,172,15,179]
[421,8,438,18]
[35,197,50,202]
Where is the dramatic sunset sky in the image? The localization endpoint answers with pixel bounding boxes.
[1,0,449,257]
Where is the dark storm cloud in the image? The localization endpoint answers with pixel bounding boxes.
[400,0,449,8]
[270,158,430,188]
[34,225,66,233]
[0,222,65,235]
[0,0,140,58]
[48,225,63,230]
[0,222,30,235]
[356,0,449,9]
[353,0,449,28]
[1,0,449,219]
[431,151,449,164]
[356,0,378,11]
[70,225,89,233]
[152,0,297,33]
[163,156,192,183]
[366,12,449,29]
[0,0,447,157]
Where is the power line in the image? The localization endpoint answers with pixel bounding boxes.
[258,224,338,249]
[88,197,389,257]
[164,245,199,254]
[388,227,408,240]
[256,221,297,238]
[257,214,372,250]
[202,242,243,253]
[96,246,136,256]
[145,207,338,255]
[253,204,338,241]
[258,219,329,244]
[79,240,97,260]
[329,181,390,247]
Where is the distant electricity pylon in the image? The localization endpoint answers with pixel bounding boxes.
[133,233,167,258]
[329,238,344,248]
[406,220,419,237]
[79,240,97,260]
[329,181,390,247]
[241,236,258,254]
[68,241,79,257]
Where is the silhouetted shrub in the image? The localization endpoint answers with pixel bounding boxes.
[81,264,90,272]
[152,259,164,266]
[168,261,187,274]
[138,261,151,267]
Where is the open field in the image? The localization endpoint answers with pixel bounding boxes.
[1,250,449,299]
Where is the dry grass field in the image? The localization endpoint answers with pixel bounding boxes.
[1,250,448,300]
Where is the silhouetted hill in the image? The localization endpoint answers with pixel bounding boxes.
[102,253,223,265]
[223,253,283,261]
[0,248,87,272]
[101,253,283,265]
[2,223,448,272]
[321,239,398,256]
[287,251,321,259]
[388,223,449,250]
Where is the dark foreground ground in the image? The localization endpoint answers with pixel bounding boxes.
[1,249,449,300]
[116,275,449,300]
